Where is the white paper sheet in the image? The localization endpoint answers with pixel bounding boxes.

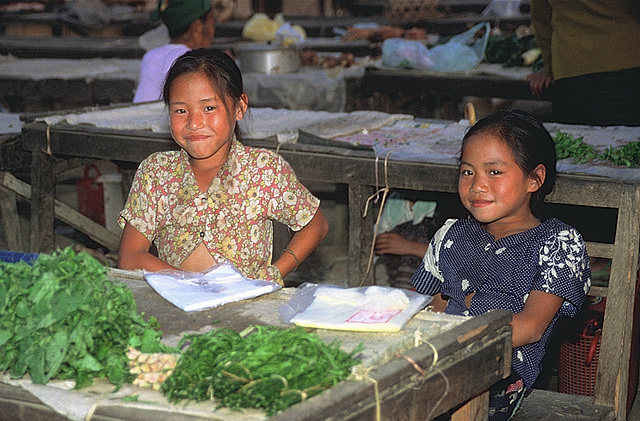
[144,263,280,312]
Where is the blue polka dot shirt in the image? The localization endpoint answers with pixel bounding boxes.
[412,218,591,389]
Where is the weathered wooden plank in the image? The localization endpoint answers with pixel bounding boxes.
[362,67,543,101]
[0,185,25,251]
[586,242,614,260]
[450,392,489,421]
[29,149,55,253]
[20,123,177,164]
[512,389,615,421]
[0,384,70,421]
[594,183,640,420]
[348,184,376,287]
[2,171,120,252]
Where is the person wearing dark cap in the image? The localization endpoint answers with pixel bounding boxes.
[133,0,215,103]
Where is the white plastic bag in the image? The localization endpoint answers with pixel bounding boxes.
[381,22,490,72]
[429,22,490,72]
[275,22,305,46]
[381,38,433,70]
[280,283,432,332]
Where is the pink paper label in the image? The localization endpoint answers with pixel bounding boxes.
[346,309,402,324]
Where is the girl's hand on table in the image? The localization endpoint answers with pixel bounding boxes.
[374,232,428,258]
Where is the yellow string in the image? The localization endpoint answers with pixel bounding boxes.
[44,123,52,156]
[396,338,449,421]
[359,151,393,286]
[351,365,382,421]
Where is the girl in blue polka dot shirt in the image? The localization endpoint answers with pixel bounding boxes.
[412,110,590,420]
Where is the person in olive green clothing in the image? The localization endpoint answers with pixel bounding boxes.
[528,0,640,126]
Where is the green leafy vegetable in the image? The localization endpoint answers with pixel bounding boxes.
[0,247,174,389]
[553,131,640,168]
[162,325,363,416]
[600,141,640,168]
[553,130,598,164]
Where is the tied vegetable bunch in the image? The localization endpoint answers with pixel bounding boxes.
[0,247,174,389]
[162,325,363,416]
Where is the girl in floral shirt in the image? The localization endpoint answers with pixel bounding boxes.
[412,111,590,420]
[118,48,328,285]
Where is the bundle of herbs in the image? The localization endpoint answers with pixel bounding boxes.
[0,247,173,389]
[162,325,363,416]
[554,130,640,168]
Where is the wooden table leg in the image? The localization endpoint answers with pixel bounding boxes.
[0,184,24,251]
[29,149,55,253]
[348,183,376,287]
[450,391,489,421]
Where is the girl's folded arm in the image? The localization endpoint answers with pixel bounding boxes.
[117,222,176,272]
[510,290,564,348]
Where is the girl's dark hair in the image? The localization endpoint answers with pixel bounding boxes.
[163,48,244,140]
[461,110,557,216]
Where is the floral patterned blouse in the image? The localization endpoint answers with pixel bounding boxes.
[118,138,320,284]
[412,218,591,389]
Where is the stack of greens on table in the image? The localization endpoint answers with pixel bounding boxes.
[554,131,640,167]
[0,247,173,388]
[162,325,363,416]
[0,247,364,416]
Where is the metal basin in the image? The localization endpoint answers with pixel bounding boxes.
[236,44,300,74]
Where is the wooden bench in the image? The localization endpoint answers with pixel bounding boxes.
[512,389,615,421]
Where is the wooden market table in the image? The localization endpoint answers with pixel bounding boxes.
[0,270,513,421]
[17,105,640,419]
[358,64,551,120]
[0,57,140,112]
[0,35,377,59]
[0,55,363,113]
[362,65,548,101]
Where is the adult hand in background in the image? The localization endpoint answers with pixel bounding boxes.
[527,70,553,98]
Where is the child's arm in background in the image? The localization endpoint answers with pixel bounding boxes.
[510,290,564,347]
[118,222,176,271]
[374,232,429,258]
[273,210,329,278]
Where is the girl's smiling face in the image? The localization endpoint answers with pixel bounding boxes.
[458,133,544,238]
[168,70,247,168]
